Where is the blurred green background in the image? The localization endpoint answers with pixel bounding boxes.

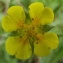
[0,0,63,63]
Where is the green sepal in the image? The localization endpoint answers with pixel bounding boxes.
[8,28,26,37]
[28,36,35,54]
[42,25,54,32]
[8,31,20,36]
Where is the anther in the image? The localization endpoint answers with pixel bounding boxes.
[36,42,38,44]
[37,38,39,40]
[32,27,34,29]
[32,18,34,20]
[22,25,23,27]
[20,36,22,38]
[36,33,37,34]
[25,31,26,32]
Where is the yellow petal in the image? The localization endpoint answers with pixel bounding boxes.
[34,34,50,56]
[40,7,54,25]
[6,36,21,55]
[29,2,44,25]
[2,16,20,32]
[29,2,54,25]
[15,40,32,59]
[2,6,25,32]
[6,36,32,59]
[43,33,59,49]
[7,6,25,23]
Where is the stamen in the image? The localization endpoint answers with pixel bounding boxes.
[20,36,22,38]
[36,33,37,34]
[36,42,38,44]
[32,18,34,20]
[22,25,24,27]
[32,27,34,29]
[37,38,39,40]
[25,31,26,32]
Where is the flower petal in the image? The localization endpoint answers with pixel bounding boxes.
[6,36,32,59]
[29,2,44,25]
[7,6,25,23]
[34,41,50,56]
[29,2,54,25]
[15,40,32,59]
[40,7,54,25]
[2,6,25,32]
[2,16,20,32]
[43,33,59,49]
[34,34,50,56]
[6,36,21,55]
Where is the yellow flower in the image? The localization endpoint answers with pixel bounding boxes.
[2,2,59,59]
